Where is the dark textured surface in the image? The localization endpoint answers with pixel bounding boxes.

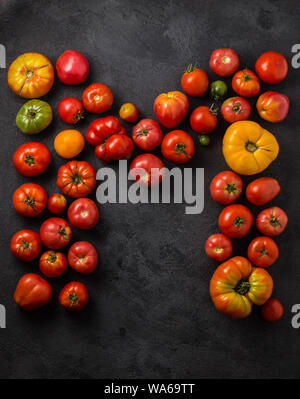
[0,0,299,379]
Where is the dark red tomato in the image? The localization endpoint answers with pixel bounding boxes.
[68,198,99,230]
[247,236,279,268]
[10,229,41,261]
[105,134,133,161]
[232,69,260,97]
[205,234,233,262]
[14,273,52,311]
[57,97,84,124]
[39,251,68,278]
[82,83,113,113]
[218,204,253,238]
[153,91,189,129]
[95,144,112,162]
[246,177,280,206]
[256,207,288,236]
[190,105,217,134]
[261,298,284,322]
[68,241,98,274]
[255,51,288,84]
[59,282,88,311]
[181,65,209,97]
[56,50,89,85]
[161,130,195,164]
[132,119,162,151]
[256,91,289,123]
[130,154,165,187]
[47,193,67,215]
[86,116,126,147]
[210,171,243,205]
[40,217,72,249]
[13,183,47,218]
[209,48,240,77]
[221,97,251,123]
[13,142,51,177]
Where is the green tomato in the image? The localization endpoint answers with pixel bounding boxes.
[199,135,210,146]
[209,80,227,101]
[16,100,53,134]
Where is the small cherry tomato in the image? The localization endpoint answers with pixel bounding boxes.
[153,91,189,129]
[209,48,239,77]
[205,234,233,261]
[105,134,134,161]
[232,69,260,97]
[13,142,50,177]
[261,298,284,322]
[221,97,251,123]
[247,236,279,268]
[54,129,85,159]
[181,65,209,97]
[82,83,113,113]
[161,130,195,164]
[13,183,47,218]
[130,154,165,187]
[10,229,41,261]
[59,282,88,311]
[14,273,52,311]
[246,177,280,206]
[119,103,139,123]
[39,251,68,278]
[40,217,72,249]
[218,204,253,238]
[57,97,84,124]
[56,50,89,85]
[68,198,99,230]
[256,91,289,123]
[255,51,288,84]
[256,207,288,236]
[68,241,98,274]
[47,194,67,215]
[132,119,162,151]
[199,135,210,146]
[190,105,217,134]
[209,80,227,101]
[210,171,242,205]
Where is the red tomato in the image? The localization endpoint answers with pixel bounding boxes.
[119,103,139,123]
[39,251,67,278]
[232,69,260,97]
[255,51,288,84]
[132,119,162,151]
[68,198,99,230]
[205,234,233,262]
[153,91,189,128]
[13,142,51,177]
[261,298,284,322]
[218,204,253,238]
[14,273,52,311]
[10,229,41,261]
[221,97,251,123]
[40,217,72,249]
[130,154,165,187]
[209,48,239,77]
[210,171,242,205]
[56,50,89,85]
[190,105,217,134]
[161,130,195,164]
[247,236,279,268]
[13,183,47,218]
[256,207,288,236]
[82,83,113,113]
[181,65,209,97]
[59,282,88,311]
[105,135,133,161]
[68,241,98,274]
[47,193,67,215]
[86,116,126,146]
[57,97,84,124]
[246,177,280,206]
[256,91,289,123]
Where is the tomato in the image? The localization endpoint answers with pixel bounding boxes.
[153,91,189,128]
[210,171,242,205]
[199,135,210,146]
[119,103,139,123]
[190,105,217,134]
[86,116,125,146]
[256,91,289,123]
[218,204,253,238]
[205,234,232,262]
[246,177,280,206]
[68,241,98,274]
[209,80,228,101]
[54,129,85,159]
[132,119,162,151]
[181,65,209,97]
[161,130,195,164]
[14,273,52,311]
[209,48,239,77]
[40,217,72,249]
[57,160,96,198]
[247,236,278,268]
[105,135,133,161]
[221,97,251,123]
[13,183,47,217]
[256,207,288,236]
[13,142,50,177]
[39,251,67,278]
[261,298,284,322]
[255,51,288,84]
[10,229,41,261]
[130,154,165,187]
[56,50,89,85]
[232,69,260,97]
[68,198,99,230]
[82,83,113,113]
[16,100,53,134]
[47,193,67,215]
[7,52,54,98]
[57,97,84,124]
[59,282,88,311]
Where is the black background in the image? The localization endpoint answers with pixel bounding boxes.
[0,0,299,379]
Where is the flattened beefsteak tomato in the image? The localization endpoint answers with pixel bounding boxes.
[57,161,96,198]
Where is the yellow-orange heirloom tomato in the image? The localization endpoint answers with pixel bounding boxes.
[7,53,54,98]
[210,256,273,319]
[54,130,85,159]
[222,121,279,175]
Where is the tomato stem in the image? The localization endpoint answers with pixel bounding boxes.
[25,155,35,165]
[233,216,244,228]
[174,143,191,158]
[46,251,57,263]
[68,293,78,306]
[235,279,251,295]
[245,141,258,153]
[225,182,240,195]
[24,196,37,212]
[209,103,218,116]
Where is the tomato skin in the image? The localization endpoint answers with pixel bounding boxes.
[232,69,260,97]
[56,50,89,85]
[256,207,288,236]
[105,135,133,161]
[218,204,253,238]
[210,171,242,205]
[246,177,280,206]
[130,154,165,187]
[40,217,72,249]
[261,298,284,322]
[68,198,99,230]
[54,129,85,159]
[82,83,113,113]
[161,130,195,164]
[205,234,233,262]
[57,97,84,124]
[132,119,162,151]
[119,103,139,123]
[153,91,189,129]
[10,229,41,261]
[86,116,125,146]
[13,142,50,177]
[221,97,251,123]
[47,194,67,215]
[13,183,47,218]
[68,241,98,274]
[59,282,88,311]
[255,51,288,84]
[190,106,217,134]
[209,48,239,77]
[181,66,209,97]
[14,273,52,311]
[256,91,289,123]
[39,251,68,278]
[247,236,279,268]
[57,161,96,198]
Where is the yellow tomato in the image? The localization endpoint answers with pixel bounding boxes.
[119,103,139,123]
[223,121,279,175]
[54,130,85,159]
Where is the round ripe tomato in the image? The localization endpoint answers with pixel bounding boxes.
[57,160,96,198]
[54,129,85,159]
[105,135,133,161]
[190,105,217,134]
[246,177,280,206]
[39,251,67,278]
[68,241,98,274]
[153,91,189,129]
[40,218,72,249]
[132,119,162,151]
[13,142,50,177]
[255,51,288,84]
[47,193,67,215]
[261,298,284,322]
[130,154,165,187]
[86,116,126,147]
[82,83,113,113]
[10,229,41,261]
[68,198,99,230]
[95,144,111,163]
[205,234,233,262]
[13,183,47,217]
[210,171,242,205]
[181,65,209,97]
[161,130,195,164]
[56,50,89,85]
[248,236,279,268]
[59,282,88,311]
[119,103,139,123]
[209,48,239,77]
[232,69,260,97]
[218,204,253,238]
[256,207,288,236]
[57,97,84,124]
[256,91,289,123]
[221,97,251,123]
[14,273,52,311]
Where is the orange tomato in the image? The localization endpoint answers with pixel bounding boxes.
[119,103,139,123]
[54,129,85,159]
[256,91,289,123]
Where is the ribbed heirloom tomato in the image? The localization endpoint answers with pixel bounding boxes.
[154,91,189,128]
[132,119,162,151]
[255,51,288,84]
[104,135,134,161]
[82,83,113,113]
[246,177,280,206]
[14,273,52,311]
[181,65,209,97]
[40,218,72,249]
[218,204,253,238]
[57,161,96,198]
[210,171,243,205]
[13,183,47,217]
[232,69,260,97]
[256,91,289,123]
[39,251,68,278]
[86,116,126,146]
[209,48,239,77]
[247,236,279,268]
[10,229,41,261]
[205,234,233,262]
[13,142,50,177]
[59,282,88,311]
[47,193,67,215]
[68,241,98,274]
[68,198,99,230]
[161,130,195,164]
[256,207,288,236]
[56,50,89,85]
